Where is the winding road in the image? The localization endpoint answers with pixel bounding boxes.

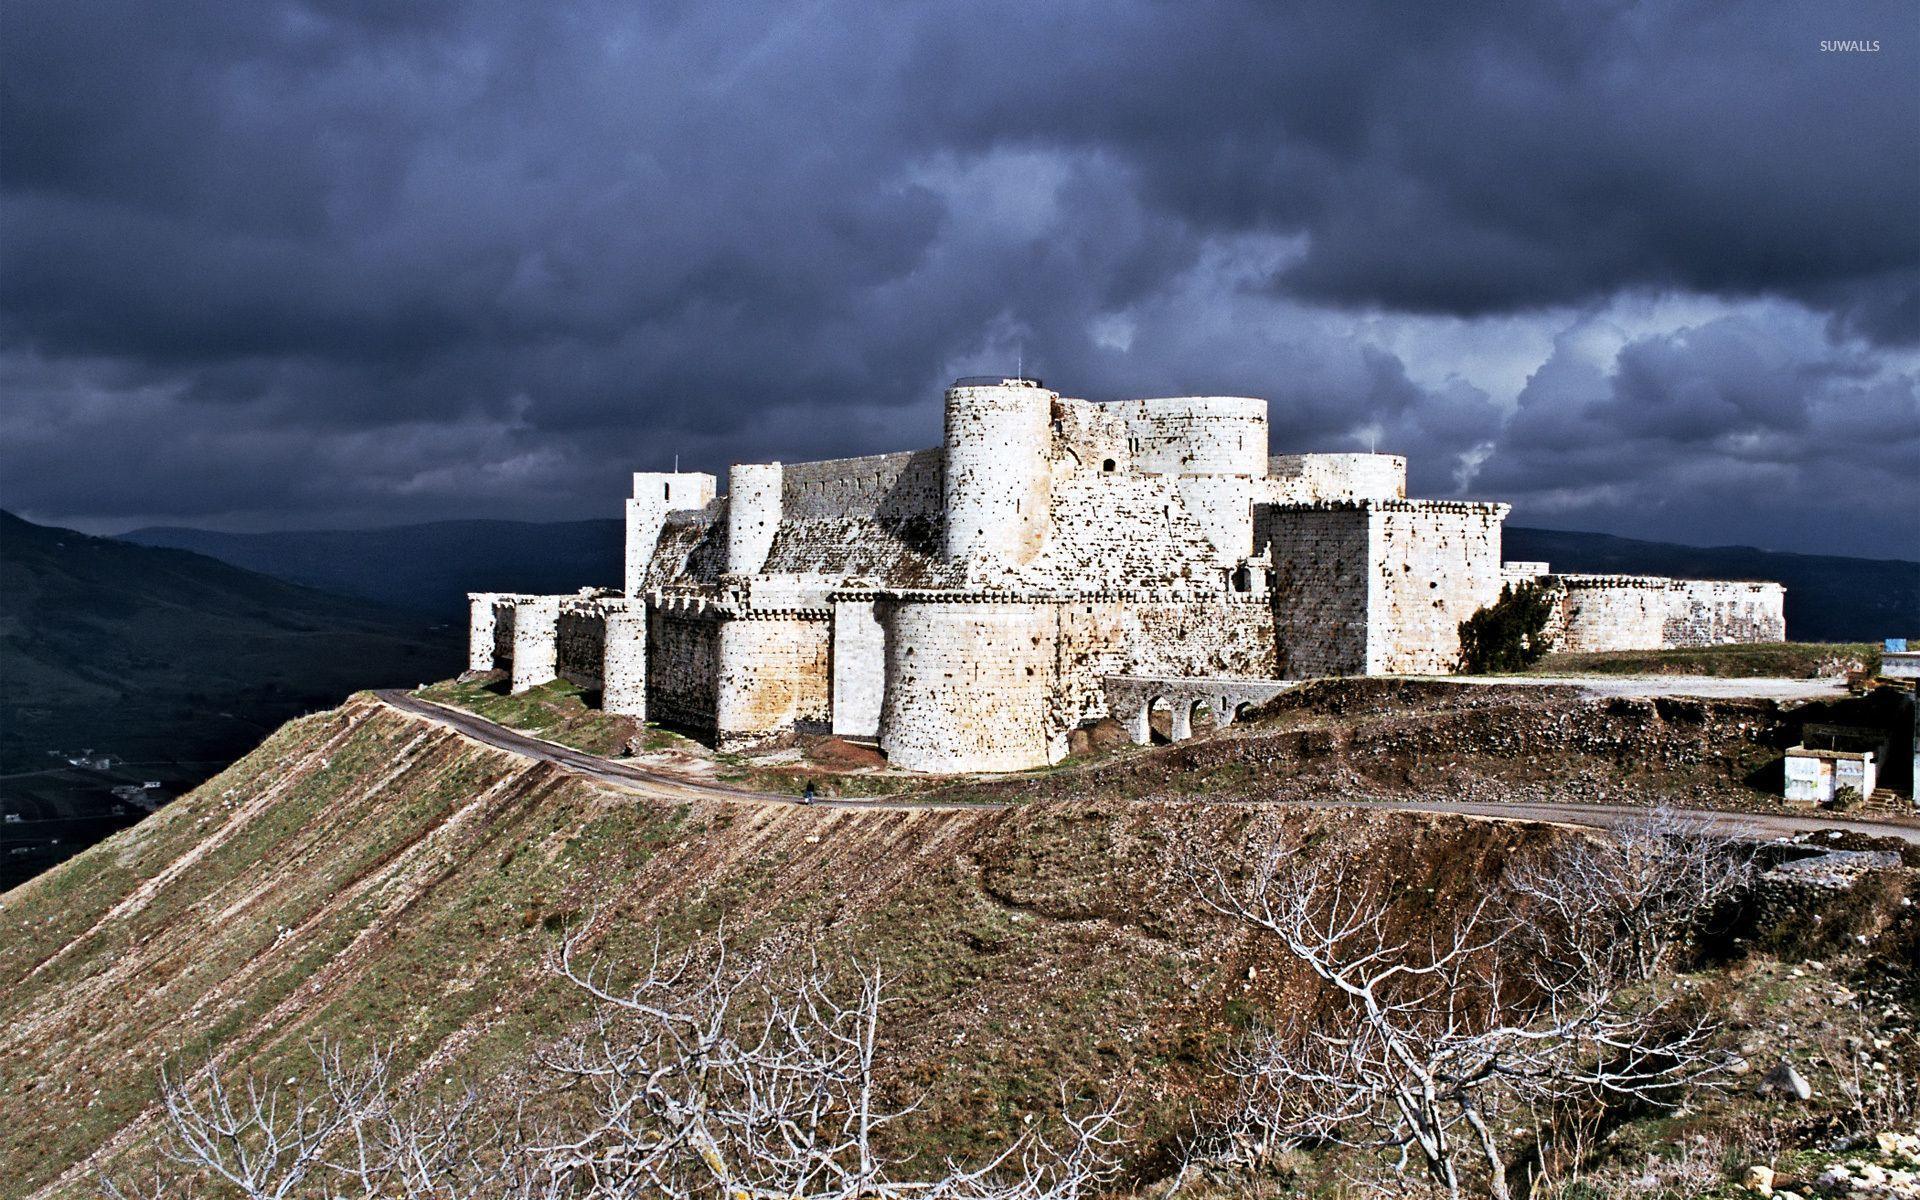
[373,690,1920,846]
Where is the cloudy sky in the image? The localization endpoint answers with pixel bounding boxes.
[3,0,1915,557]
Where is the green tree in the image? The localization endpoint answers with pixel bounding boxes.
[1458,581,1557,674]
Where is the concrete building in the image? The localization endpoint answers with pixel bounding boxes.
[472,378,1787,773]
[1880,647,1920,805]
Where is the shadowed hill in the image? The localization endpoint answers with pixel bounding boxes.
[122,518,626,620]
[0,511,460,886]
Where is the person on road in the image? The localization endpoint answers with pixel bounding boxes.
[801,780,816,805]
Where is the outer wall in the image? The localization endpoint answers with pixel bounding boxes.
[878,601,1055,773]
[714,616,831,747]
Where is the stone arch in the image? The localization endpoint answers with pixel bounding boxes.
[1185,697,1211,738]
[1148,694,1173,744]
[1101,457,1117,473]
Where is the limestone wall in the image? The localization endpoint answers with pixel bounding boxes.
[1265,507,1375,677]
[779,449,944,521]
[1265,454,1407,504]
[714,615,831,747]
[944,381,1054,566]
[509,597,561,693]
[467,594,503,672]
[555,602,608,690]
[1049,398,1131,476]
[601,607,647,717]
[1048,599,1278,738]
[1664,580,1786,646]
[627,472,716,595]
[1111,396,1268,477]
[727,462,782,576]
[1551,576,1687,652]
[646,610,721,731]
[491,597,519,670]
[830,598,886,739]
[878,601,1055,773]
[1368,503,1506,674]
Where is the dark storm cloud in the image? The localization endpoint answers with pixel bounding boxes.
[1,0,1914,554]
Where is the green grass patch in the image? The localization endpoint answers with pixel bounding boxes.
[1526,641,1879,678]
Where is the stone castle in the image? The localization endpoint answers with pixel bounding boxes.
[469,379,1785,772]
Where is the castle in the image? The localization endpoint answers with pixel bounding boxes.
[469,379,1786,773]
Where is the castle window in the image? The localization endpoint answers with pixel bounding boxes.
[1101,458,1116,473]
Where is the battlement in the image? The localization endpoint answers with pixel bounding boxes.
[473,373,1784,773]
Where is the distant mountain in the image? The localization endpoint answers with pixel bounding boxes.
[1505,526,1918,643]
[123,518,625,620]
[0,510,460,887]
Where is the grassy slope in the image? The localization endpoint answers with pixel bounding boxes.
[0,694,1574,1198]
[1527,641,1883,678]
[2,692,1912,1198]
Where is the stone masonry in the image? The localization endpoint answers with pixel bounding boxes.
[471,378,1788,773]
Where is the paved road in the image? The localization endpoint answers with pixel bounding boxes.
[374,690,1920,846]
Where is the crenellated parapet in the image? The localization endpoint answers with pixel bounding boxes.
[465,372,1785,773]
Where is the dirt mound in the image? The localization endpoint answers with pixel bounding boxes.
[800,733,888,770]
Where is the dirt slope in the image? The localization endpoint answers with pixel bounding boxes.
[0,694,1569,1198]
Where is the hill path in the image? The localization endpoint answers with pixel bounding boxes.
[372,690,1920,846]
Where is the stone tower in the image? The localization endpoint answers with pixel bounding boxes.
[942,378,1054,567]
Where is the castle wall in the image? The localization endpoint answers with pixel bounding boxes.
[1049,398,1131,476]
[555,602,608,690]
[1664,580,1786,646]
[1048,599,1278,737]
[1367,503,1506,674]
[830,598,886,739]
[1114,397,1268,477]
[467,594,501,672]
[509,597,561,693]
[1265,507,1376,677]
[1552,577,1681,652]
[944,382,1054,566]
[1265,454,1407,504]
[878,601,1055,773]
[491,597,519,670]
[714,615,831,747]
[627,472,716,595]
[602,606,647,717]
[646,611,721,731]
[780,449,944,521]
[727,462,783,576]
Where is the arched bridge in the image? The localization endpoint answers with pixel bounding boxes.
[1100,676,1301,744]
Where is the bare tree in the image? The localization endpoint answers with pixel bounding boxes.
[105,936,1120,1200]
[541,931,1120,1199]
[1506,806,1756,985]
[1188,833,1729,1200]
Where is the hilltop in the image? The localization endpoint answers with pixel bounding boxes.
[0,511,459,887]
[2,683,1915,1198]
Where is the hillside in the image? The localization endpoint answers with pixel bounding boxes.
[0,512,459,888]
[1,688,1914,1199]
[1505,525,1919,642]
[122,518,626,620]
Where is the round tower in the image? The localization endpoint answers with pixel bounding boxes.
[942,378,1054,565]
[726,461,783,576]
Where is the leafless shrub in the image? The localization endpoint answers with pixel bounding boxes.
[1506,806,1756,985]
[105,935,1121,1200]
[1182,818,1738,1200]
